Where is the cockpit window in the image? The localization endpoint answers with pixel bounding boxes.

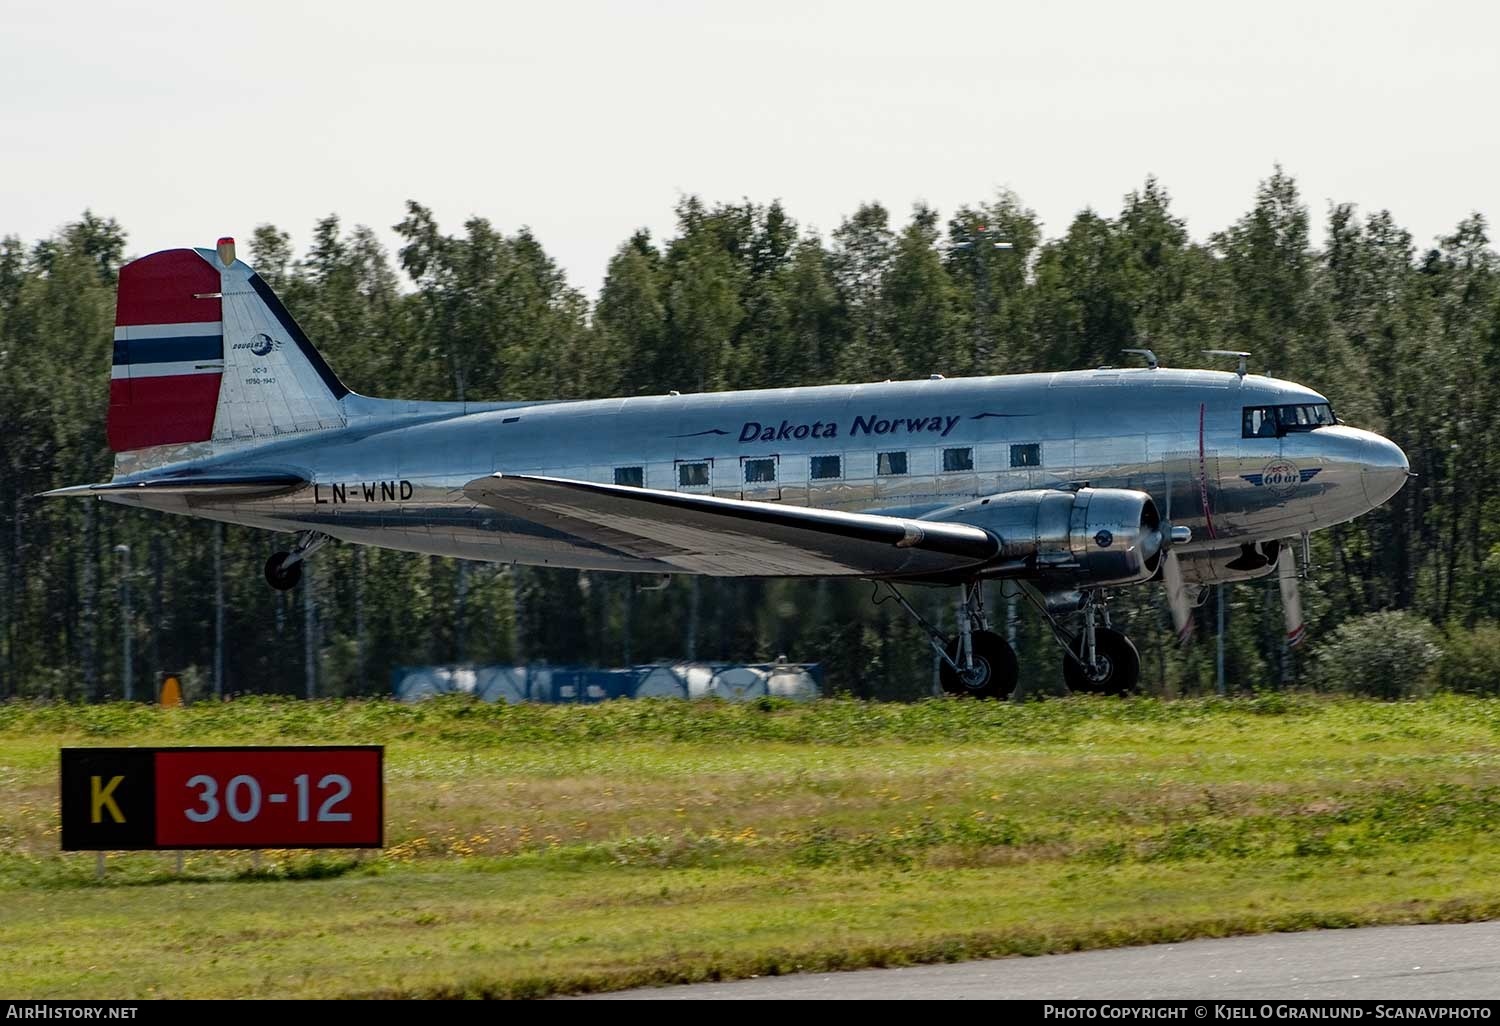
[1243,403,1336,438]
[1277,403,1336,432]
[1243,407,1278,438]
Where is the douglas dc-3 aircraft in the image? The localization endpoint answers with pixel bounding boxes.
[45,240,1410,697]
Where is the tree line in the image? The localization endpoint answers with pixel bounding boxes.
[2,168,1496,700]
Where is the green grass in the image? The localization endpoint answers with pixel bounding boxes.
[2,694,1500,997]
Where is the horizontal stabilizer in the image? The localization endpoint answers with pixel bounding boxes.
[463,473,999,577]
[39,472,307,500]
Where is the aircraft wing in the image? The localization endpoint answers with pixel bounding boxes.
[463,473,999,577]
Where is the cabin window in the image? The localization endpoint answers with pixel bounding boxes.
[743,457,777,484]
[877,451,908,476]
[1010,443,1041,468]
[810,455,842,480]
[678,462,710,488]
[942,447,973,472]
[613,466,644,488]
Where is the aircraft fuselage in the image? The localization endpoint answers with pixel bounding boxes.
[102,367,1408,582]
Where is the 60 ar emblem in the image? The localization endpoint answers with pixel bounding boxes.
[1241,459,1320,498]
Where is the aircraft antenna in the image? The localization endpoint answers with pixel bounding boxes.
[1121,348,1159,370]
[1202,350,1251,376]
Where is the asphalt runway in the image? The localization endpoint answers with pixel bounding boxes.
[583,921,1500,1000]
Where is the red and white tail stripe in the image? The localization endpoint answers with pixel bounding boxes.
[107,249,224,451]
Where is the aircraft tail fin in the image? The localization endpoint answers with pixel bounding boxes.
[107,248,227,452]
[108,239,349,461]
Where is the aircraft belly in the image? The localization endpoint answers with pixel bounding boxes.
[316,503,671,572]
[131,479,672,572]
[322,522,671,571]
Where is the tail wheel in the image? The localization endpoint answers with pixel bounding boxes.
[940,630,1018,700]
[1063,626,1140,696]
[264,551,302,591]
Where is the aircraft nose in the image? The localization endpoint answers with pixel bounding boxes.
[1361,433,1410,507]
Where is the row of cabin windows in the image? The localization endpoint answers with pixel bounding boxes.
[614,443,1044,488]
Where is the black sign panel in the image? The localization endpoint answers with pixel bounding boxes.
[60,748,156,851]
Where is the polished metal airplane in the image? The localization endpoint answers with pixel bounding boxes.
[46,240,1410,697]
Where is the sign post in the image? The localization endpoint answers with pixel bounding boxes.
[61,746,383,852]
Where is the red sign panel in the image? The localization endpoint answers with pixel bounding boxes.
[153,747,382,848]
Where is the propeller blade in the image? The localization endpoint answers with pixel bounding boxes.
[1162,548,1194,645]
[1278,543,1307,648]
[1164,459,1172,524]
[1159,460,1194,644]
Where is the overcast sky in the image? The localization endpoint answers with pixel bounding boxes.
[4,0,1496,295]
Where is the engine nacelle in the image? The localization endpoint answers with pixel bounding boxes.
[930,487,1164,587]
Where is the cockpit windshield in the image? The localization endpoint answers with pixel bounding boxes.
[1242,403,1337,438]
[1277,403,1337,431]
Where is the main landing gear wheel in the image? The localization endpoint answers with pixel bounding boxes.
[263,531,330,591]
[264,551,302,591]
[874,580,1018,701]
[1063,626,1140,696]
[940,630,1018,700]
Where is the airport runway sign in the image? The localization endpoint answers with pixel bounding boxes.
[60,746,383,850]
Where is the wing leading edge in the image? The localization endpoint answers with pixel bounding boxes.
[463,473,999,577]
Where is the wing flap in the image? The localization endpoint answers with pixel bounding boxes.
[463,473,998,577]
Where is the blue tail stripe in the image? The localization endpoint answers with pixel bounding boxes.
[114,335,224,365]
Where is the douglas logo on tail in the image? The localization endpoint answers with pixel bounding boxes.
[239,333,281,357]
[43,237,1410,701]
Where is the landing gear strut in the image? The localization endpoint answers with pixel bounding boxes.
[1054,590,1140,696]
[879,581,1018,699]
[1016,586,1142,696]
[264,531,330,591]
